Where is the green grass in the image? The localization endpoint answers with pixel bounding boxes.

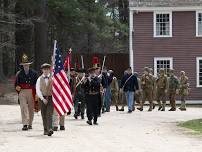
[178,119,202,134]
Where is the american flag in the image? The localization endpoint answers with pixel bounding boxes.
[52,46,73,116]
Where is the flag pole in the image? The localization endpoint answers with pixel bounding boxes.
[101,56,106,73]
[67,48,72,81]
[81,55,84,69]
[52,40,57,75]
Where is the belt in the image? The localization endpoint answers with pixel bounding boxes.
[43,96,52,98]
[20,84,35,89]
[89,92,99,95]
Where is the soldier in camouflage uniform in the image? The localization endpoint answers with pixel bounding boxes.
[168,69,179,111]
[137,67,154,111]
[134,72,142,108]
[109,70,120,111]
[179,71,189,111]
[156,69,168,111]
[149,68,157,109]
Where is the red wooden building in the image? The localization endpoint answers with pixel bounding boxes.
[129,0,202,100]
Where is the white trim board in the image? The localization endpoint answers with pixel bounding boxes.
[130,6,202,12]
[196,11,202,37]
[196,57,202,87]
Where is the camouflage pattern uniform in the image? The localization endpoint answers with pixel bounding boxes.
[156,69,168,111]
[179,71,189,111]
[134,72,142,107]
[149,68,157,109]
[168,69,179,111]
[111,76,119,111]
[138,67,154,111]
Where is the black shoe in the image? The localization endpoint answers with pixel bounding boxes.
[53,127,58,131]
[86,120,92,125]
[81,115,85,119]
[28,125,32,129]
[74,114,78,119]
[169,108,176,111]
[153,104,156,109]
[119,108,124,111]
[22,125,28,131]
[128,110,132,113]
[158,106,162,111]
[60,126,65,130]
[93,122,98,125]
[137,108,143,111]
[161,108,165,111]
[116,106,119,111]
[48,129,54,136]
[67,111,71,115]
[179,107,186,111]
[132,107,135,111]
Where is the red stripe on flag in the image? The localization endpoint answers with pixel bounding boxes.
[53,82,71,111]
[53,101,63,116]
[61,70,71,90]
[55,73,73,105]
[52,91,67,113]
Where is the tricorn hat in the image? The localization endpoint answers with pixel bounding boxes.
[20,54,33,65]
[41,63,51,69]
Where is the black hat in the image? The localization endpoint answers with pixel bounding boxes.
[76,68,86,73]
[88,67,96,72]
[70,68,75,71]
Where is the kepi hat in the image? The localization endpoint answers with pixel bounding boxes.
[41,63,51,69]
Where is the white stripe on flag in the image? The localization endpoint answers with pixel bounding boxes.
[52,86,69,112]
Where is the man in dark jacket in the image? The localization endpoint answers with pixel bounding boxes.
[15,54,38,130]
[120,67,139,113]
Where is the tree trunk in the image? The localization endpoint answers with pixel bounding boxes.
[34,0,48,71]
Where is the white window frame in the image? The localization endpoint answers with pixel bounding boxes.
[153,11,173,37]
[196,57,202,87]
[196,11,202,37]
[154,57,173,77]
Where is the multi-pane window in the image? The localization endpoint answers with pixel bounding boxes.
[197,57,202,87]
[154,57,173,76]
[197,12,202,36]
[154,12,172,37]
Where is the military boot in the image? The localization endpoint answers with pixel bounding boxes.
[161,103,166,111]
[158,102,162,111]
[137,102,143,111]
[148,103,153,111]
[179,101,186,111]
[116,105,119,111]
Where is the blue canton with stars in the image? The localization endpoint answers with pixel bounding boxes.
[54,47,64,74]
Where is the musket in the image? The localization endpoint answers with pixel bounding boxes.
[98,55,106,78]
[81,55,84,69]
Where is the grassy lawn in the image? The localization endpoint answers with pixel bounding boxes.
[178,119,202,134]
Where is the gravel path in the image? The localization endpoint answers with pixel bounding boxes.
[0,105,202,152]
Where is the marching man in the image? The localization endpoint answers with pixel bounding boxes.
[15,54,38,131]
[36,63,54,136]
